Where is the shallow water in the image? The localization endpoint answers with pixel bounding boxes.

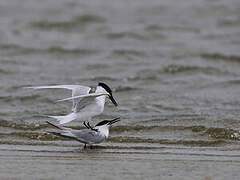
[1,0,240,179]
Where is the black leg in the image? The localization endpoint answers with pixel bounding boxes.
[84,144,86,149]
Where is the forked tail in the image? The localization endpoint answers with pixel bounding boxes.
[48,112,77,124]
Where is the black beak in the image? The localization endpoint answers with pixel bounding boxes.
[109,95,118,107]
[108,117,121,125]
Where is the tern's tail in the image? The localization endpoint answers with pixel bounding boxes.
[48,112,77,125]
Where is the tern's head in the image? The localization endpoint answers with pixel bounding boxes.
[95,117,121,137]
[98,82,118,107]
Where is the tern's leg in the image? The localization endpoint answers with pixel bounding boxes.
[84,144,86,149]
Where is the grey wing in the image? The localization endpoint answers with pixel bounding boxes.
[73,96,98,113]
[25,85,89,91]
[57,92,109,102]
[25,84,91,110]
[72,129,105,144]
[71,86,91,111]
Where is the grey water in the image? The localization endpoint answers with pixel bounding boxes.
[1,0,240,179]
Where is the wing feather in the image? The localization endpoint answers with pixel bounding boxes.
[57,92,109,102]
[72,129,105,144]
[25,85,91,109]
[25,85,90,91]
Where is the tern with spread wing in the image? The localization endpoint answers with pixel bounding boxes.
[26,82,118,124]
[46,117,121,148]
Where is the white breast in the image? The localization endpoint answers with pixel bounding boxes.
[96,125,110,138]
[95,86,107,111]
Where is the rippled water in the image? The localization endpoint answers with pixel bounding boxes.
[1,0,240,179]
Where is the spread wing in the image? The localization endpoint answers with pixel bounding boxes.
[57,92,109,102]
[71,86,91,111]
[56,92,109,113]
[74,96,98,113]
[25,85,91,110]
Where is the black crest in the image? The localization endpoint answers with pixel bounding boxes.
[95,120,109,127]
[98,82,112,95]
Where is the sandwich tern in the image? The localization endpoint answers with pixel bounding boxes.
[26,82,118,124]
[46,117,121,148]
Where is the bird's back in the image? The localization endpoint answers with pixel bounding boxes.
[71,129,106,145]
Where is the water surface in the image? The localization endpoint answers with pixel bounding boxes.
[1,0,240,179]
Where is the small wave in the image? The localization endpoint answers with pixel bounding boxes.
[30,14,106,31]
[109,137,226,146]
[201,53,240,62]
[218,17,240,27]
[111,49,147,59]
[201,79,240,90]
[0,44,97,56]
[127,65,224,82]
[115,86,139,92]
[127,69,159,81]
[163,64,200,74]
[223,80,240,85]
[0,68,10,75]
[0,140,75,147]
[111,125,240,141]
[110,125,207,133]
[144,25,163,32]
[46,46,97,56]
[88,76,119,82]
[0,58,27,65]
[142,25,166,40]
[105,32,145,40]
[167,26,200,33]
[0,44,20,50]
[151,104,181,111]
[145,24,200,33]
[0,94,42,103]
[204,127,240,140]
[0,120,47,131]
[85,64,111,70]
[162,64,222,75]
[0,44,25,56]
[4,132,70,141]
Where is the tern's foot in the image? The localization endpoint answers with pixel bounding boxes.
[83,144,94,149]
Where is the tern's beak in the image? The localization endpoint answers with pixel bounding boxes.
[109,95,118,107]
[108,117,121,125]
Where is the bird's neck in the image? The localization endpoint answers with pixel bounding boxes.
[95,86,107,94]
[95,86,106,106]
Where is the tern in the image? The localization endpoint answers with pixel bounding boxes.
[26,82,118,124]
[46,117,121,148]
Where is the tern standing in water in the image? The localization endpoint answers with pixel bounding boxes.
[26,82,118,124]
[46,117,121,148]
